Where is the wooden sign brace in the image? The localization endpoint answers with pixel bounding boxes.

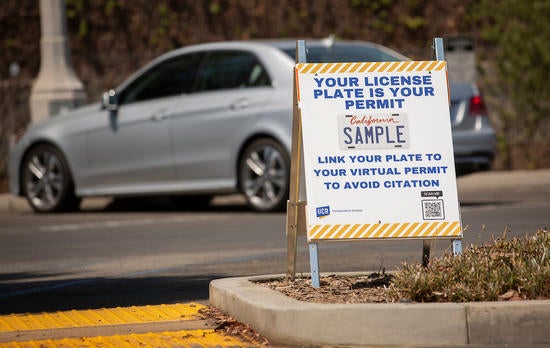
[286,40,307,280]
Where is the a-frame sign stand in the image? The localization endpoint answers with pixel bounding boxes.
[422,38,463,267]
[286,38,463,287]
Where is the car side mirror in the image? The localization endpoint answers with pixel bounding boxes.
[102,89,119,111]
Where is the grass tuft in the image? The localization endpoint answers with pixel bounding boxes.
[388,229,549,302]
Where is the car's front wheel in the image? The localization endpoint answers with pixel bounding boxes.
[21,144,80,213]
[239,138,290,212]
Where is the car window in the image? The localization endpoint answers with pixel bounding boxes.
[196,51,271,92]
[119,53,203,105]
[281,44,402,63]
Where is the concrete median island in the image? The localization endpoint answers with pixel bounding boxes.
[210,274,550,347]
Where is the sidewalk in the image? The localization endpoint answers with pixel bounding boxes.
[456,169,550,204]
[0,195,111,213]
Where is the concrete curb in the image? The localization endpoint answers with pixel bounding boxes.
[210,274,550,347]
[0,194,27,213]
[0,194,113,213]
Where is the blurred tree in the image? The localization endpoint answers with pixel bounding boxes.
[470,0,550,169]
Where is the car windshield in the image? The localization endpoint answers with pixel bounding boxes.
[279,43,403,63]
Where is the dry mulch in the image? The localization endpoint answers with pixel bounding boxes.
[200,306,270,346]
[257,273,398,304]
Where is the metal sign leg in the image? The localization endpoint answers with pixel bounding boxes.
[452,239,463,255]
[309,243,320,288]
[286,201,298,279]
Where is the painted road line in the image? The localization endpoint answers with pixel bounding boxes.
[0,303,205,332]
[0,329,255,347]
[38,215,229,232]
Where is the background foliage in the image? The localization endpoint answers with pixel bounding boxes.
[469,0,550,169]
[1,0,549,190]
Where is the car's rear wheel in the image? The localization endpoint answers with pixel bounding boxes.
[239,138,289,212]
[21,144,80,213]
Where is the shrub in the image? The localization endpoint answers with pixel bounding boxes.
[388,229,549,302]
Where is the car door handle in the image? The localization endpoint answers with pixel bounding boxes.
[151,109,168,121]
[230,98,251,110]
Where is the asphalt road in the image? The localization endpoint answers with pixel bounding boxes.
[0,169,548,315]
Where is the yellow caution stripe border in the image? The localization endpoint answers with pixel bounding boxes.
[308,221,461,240]
[297,60,446,74]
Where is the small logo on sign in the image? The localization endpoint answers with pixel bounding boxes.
[316,206,331,218]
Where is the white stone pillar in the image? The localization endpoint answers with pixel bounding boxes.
[30,0,86,124]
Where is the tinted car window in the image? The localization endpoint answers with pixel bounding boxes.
[282,44,401,62]
[196,51,270,92]
[119,53,203,105]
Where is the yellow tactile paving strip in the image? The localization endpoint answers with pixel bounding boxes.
[0,329,250,347]
[0,303,205,332]
[0,303,258,347]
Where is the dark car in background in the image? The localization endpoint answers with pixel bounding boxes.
[9,39,496,213]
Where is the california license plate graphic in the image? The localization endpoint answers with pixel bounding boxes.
[338,113,410,150]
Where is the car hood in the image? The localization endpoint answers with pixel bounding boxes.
[25,102,103,134]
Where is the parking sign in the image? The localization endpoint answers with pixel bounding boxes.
[296,61,462,241]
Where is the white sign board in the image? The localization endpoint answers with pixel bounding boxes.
[296,61,462,241]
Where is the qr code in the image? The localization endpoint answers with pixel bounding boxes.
[422,200,445,220]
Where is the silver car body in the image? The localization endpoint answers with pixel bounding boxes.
[10,42,293,198]
[8,40,495,212]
